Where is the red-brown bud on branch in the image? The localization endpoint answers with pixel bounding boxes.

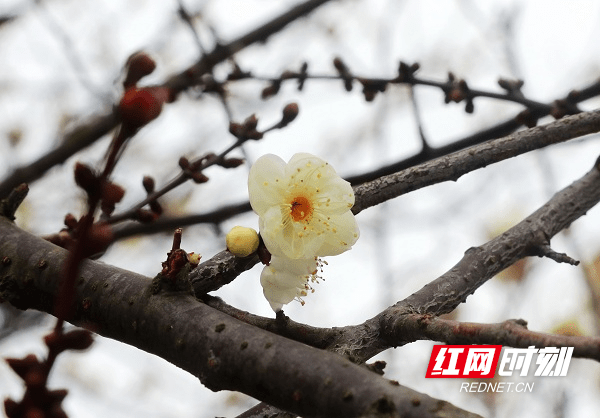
[5,355,40,380]
[229,122,243,137]
[178,156,190,170]
[135,209,158,223]
[123,51,156,89]
[149,200,163,215]
[45,329,94,352]
[220,158,245,168]
[101,181,125,215]
[280,102,299,127]
[3,398,19,417]
[85,224,115,258]
[142,176,155,193]
[243,114,258,130]
[298,61,308,91]
[516,109,538,128]
[119,87,169,129]
[333,57,353,91]
[358,79,387,102]
[397,61,420,82]
[47,389,69,405]
[64,213,78,230]
[190,172,209,184]
[498,78,524,95]
[227,63,251,81]
[261,81,281,99]
[74,163,100,196]
[60,329,94,351]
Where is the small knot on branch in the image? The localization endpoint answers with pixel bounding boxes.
[443,73,474,113]
[550,98,581,120]
[0,183,28,221]
[516,108,539,128]
[498,78,524,97]
[396,61,420,83]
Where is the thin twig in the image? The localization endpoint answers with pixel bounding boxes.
[0,0,334,199]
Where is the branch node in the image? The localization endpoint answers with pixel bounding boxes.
[0,183,29,221]
[532,244,580,266]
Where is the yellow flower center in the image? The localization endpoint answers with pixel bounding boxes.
[290,195,313,222]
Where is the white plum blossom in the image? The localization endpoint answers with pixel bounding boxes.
[248,152,360,311]
[260,256,323,312]
[248,153,359,260]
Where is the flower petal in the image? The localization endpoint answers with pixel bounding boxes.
[317,210,360,256]
[314,176,355,214]
[248,154,287,216]
[259,206,288,257]
[260,256,317,311]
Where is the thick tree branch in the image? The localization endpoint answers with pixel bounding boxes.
[198,156,600,367]
[202,295,338,351]
[0,217,479,418]
[352,109,600,214]
[3,122,599,418]
[369,157,600,352]
[190,251,259,295]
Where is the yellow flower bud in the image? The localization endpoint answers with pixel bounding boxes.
[187,252,201,267]
[226,226,259,257]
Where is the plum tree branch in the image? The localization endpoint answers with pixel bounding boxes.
[110,109,600,241]
[390,316,600,362]
[0,0,334,199]
[2,121,599,418]
[351,108,600,214]
[194,154,600,367]
[365,157,600,356]
[0,217,479,418]
[346,77,600,185]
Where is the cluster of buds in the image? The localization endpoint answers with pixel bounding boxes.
[178,155,211,184]
[396,61,420,83]
[443,72,474,113]
[228,61,308,100]
[358,78,388,102]
[229,114,263,141]
[45,213,113,258]
[134,175,163,223]
[74,162,124,217]
[258,62,309,99]
[280,61,309,91]
[118,51,174,131]
[498,78,525,97]
[4,329,93,418]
